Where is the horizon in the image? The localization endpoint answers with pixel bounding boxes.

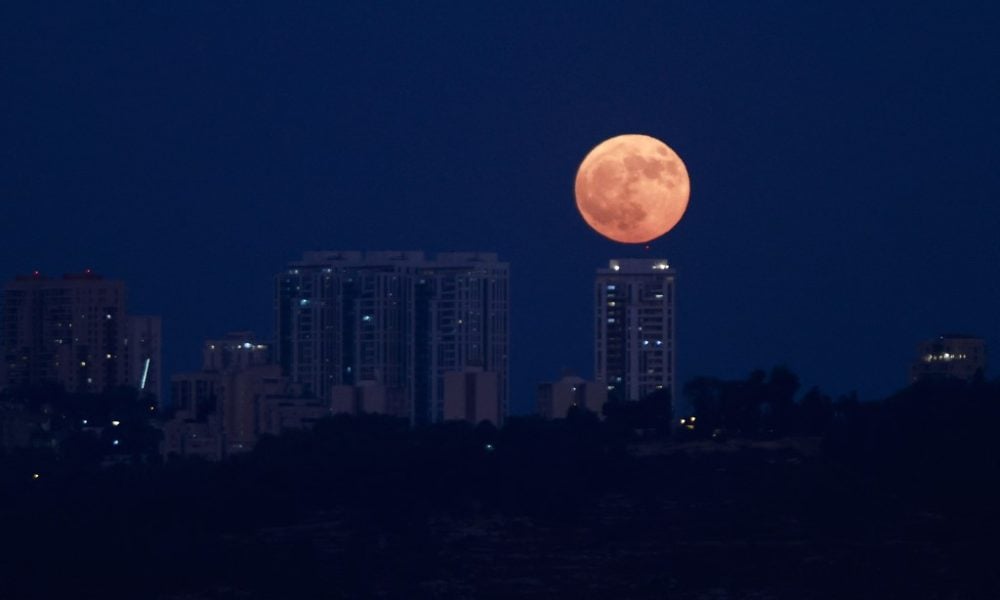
[3,2,998,410]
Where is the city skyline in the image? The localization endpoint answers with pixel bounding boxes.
[4,254,990,418]
[2,3,998,597]
[2,3,998,413]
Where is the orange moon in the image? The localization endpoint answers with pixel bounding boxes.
[574,134,690,244]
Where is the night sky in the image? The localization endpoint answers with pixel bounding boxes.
[2,3,999,413]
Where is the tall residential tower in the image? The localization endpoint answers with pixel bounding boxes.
[595,259,676,404]
[2,271,160,398]
[275,251,509,425]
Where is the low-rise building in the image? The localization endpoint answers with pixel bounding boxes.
[259,396,330,436]
[443,368,501,426]
[161,412,223,461]
[910,334,987,383]
[161,333,322,460]
[330,381,408,417]
[537,373,606,419]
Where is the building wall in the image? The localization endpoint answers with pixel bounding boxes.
[595,259,676,404]
[171,371,221,418]
[537,375,607,419]
[219,364,294,454]
[443,368,500,425]
[258,397,329,436]
[425,253,510,423]
[275,251,509,425]
[2,271,129,394]
[329,381,407,418]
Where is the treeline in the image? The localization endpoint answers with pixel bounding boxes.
[0,370,998,597]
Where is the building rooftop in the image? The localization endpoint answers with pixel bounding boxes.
[289,251,505,269]
[597,259,672,275]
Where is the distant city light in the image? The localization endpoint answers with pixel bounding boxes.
[111,420,121,427]
[32,473,40,480]
[112,439,120,446]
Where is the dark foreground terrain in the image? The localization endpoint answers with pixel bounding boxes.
[2,434,997,599]
[1,374,999,599]
[210,440,995,600]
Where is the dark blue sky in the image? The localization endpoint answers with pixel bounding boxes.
[2,2,999,412]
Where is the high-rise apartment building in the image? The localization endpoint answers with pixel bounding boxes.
[595,259,676,404]
[1,271,159,395]
[275,251,509,425]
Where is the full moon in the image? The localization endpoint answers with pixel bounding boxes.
[574,134,690,244]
